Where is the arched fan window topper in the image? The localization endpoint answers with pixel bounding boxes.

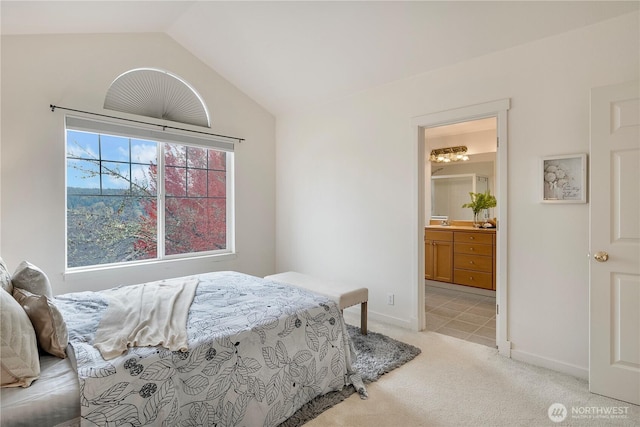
[104,68,211,128]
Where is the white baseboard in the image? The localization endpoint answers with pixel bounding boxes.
[511,349,588,380]
[498,339,511,357]
[342,307,413,330]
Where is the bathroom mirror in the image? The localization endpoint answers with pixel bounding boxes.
[430,155,496,221]
[431,174,488,220]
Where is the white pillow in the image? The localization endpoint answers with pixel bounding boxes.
[0,257,12,294]
[11,261,53,299]
[0,289,40,388]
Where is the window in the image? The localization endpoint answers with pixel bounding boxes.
[65,116,234,269]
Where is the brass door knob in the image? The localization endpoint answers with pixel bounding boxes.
[594,251,609,262]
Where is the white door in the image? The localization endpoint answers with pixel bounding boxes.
[589,80,640,405]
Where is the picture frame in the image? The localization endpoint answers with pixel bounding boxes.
[541,153,587,203]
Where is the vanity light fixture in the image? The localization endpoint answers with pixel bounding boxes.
[429,146,469,163]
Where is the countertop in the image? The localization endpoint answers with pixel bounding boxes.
[425,225,496,233]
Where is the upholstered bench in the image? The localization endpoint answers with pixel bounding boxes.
[265,271,368,334]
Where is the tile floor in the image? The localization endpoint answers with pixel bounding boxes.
[425,285,497,348]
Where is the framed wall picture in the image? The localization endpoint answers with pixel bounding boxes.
[541,153,587,203]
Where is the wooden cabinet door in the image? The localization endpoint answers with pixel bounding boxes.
[454,253,492,272]
[425,230,453,282]
[453,269,493,290]
[454,242,493,256]
[425,239,434,279]
[432,240,453,283]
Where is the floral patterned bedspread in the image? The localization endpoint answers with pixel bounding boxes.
[55,271,364,427]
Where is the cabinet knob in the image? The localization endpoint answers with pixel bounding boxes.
[470,247,474,251]
[469,236,474,240]
[469,276,474,280]
[469,261,474,264]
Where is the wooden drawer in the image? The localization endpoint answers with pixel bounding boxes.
[454,232,494,245]
[425,230,453,242]
[454,242,493,256]
[454,253,492,273]
[453,269,493,290]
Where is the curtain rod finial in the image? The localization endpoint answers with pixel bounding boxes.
[50,104,56,112]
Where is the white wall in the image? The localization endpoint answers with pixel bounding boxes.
[1,33,276,294]
[276,12,639,376]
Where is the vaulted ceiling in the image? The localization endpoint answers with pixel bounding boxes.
[2,1,637,116]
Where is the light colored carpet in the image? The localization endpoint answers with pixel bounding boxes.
[281,324,421,426]
[305,318,639,426]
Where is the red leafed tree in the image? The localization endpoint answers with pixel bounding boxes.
[134,144,226,256]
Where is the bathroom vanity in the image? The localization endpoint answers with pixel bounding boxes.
[425,224,496,290]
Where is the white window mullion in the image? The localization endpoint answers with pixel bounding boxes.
[226,152,235,253]
[157,143,166,260]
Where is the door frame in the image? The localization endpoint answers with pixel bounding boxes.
[413,98,511,356]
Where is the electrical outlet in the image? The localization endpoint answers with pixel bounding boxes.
[387,293,394,305]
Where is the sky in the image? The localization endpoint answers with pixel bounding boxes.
[66,130,157,190]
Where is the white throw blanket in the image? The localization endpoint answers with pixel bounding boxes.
[94,277,199,360]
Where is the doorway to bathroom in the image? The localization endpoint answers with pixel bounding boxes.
[424,117,497,348]
[413,98,510,356]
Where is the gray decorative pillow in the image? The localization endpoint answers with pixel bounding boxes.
[13,288,68,359]
[0,257,12,294]
[11,261,53,299]
[1,289,40,388]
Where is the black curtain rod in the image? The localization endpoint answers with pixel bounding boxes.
[49,104,244,143]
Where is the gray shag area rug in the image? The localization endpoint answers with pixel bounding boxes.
[279,324,422,426]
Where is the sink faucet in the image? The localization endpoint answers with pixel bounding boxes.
[441,219,450,226]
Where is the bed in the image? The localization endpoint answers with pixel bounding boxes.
[1,270,365,427]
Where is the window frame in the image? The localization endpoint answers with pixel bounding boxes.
[64,115,235,272]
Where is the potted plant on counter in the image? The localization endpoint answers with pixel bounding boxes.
[462,190,497,227]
